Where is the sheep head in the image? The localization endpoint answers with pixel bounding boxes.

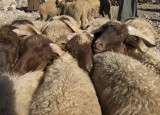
[11,19,42,39]
[0,25,22,73]
[65,32,94,72]
[92,21,156,54]
[12,35,62,75]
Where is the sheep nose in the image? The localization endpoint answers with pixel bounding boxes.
[95,39,104,49]
[85,62,93,73]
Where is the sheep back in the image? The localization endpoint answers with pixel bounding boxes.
[39,1,61,21]
[61,1,88,28]
[30,52,101,115]
[92,51,160,115]
[0,71,44,115]
[42,20,73,42]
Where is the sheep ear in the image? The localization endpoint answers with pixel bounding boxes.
[124,36,144,53]
[49,43,64,56]
[127,26,156,47]
[13,29,28,37]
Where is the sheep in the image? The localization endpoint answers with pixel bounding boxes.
[58,0,101,21]
[39,1,61,21]
[87,0,101,21]
[41,15,83,42]
[92,51,160,115]
[56,31,94,72]
[0,42,63,115]
[58,1,88,29]
[58,0,101,29]
[12,34,60,75]
[92,21,160,73]
[11,19,42,39]
[30,47,102,115]
[0,20,42,75]
[0,25,22,75]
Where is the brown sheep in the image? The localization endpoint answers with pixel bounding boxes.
[56,32,94,72]
[11,19,42,39]
[12,35,59,75]
[92,21,160,74]
[0,25,22,75]
[0,43,63,115]
[92,21,155,54]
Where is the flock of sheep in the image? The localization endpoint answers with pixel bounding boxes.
[0,0,160,115]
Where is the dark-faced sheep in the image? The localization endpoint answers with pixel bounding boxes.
[92,51,160,115]
[92,21,160,73]
[12,35,59,75]
[0,43,63,115]
[55,32,94,72]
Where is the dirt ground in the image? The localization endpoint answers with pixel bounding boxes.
[0,3,159,34]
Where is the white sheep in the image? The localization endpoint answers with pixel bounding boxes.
[0,42,64,115]
[92,51,160,115]
[58,0,100,29]
[39,1,61,21]
[30,33,101,115]
[0,71,44,115]
[30,51,102,115]
[41,15,83,42]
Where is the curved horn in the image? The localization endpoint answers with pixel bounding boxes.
[127,25,156,47]
[62,19,85,33]
[40,21,51,33]
[26,24,42,35]
[49,43,64,56]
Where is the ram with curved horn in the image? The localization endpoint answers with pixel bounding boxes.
[41,15,84,43]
